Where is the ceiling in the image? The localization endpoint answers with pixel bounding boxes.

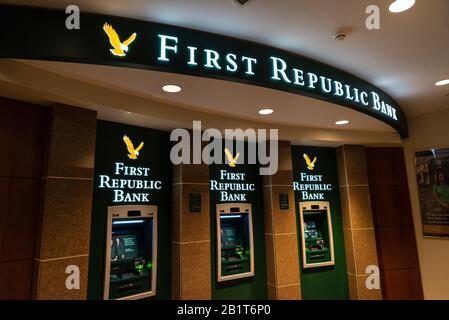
[0,59,401,147]
[1,0,448,117]
[16,59,393,132]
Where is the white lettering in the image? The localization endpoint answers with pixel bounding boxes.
[293,68,305,86]
[204,49,221,69]
[371,91,381,110]
[226,53,238,72]
[320,76,332,93]
[334,80,344,96]
[360,91,369,106]
[158,35,178,62]
[308,72,318,89]
[270,57,291,83]
[187,46,198,65]
[242,56,257,75]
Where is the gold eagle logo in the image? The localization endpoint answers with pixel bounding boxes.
[303,153,317,170]
[103,23,137,57]
[123,135,144,160]
[224,148,240,167]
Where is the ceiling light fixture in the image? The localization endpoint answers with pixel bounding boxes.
[162,84,182,93]
[435,79,449,86]
[331,27,353,42]
[258,108,274,115]
[389,0,415,13]
[335,120,349,125]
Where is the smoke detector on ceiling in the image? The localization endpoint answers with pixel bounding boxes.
[332,27,353,42]
[228,0,255,8]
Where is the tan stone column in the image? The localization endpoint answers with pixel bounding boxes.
[33,104,97,299]
[336,145,382,300]
[263,141,301,300]
[172,164,211,299]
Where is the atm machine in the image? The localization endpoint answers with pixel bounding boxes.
[103,205,157,300]
[216,203,254,282]
[299,201,335,268]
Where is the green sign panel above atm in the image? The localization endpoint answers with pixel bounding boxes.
[0,4,408,137]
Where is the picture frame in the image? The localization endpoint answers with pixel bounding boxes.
[414,148,449,238]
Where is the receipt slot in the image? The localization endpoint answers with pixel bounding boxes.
[104,205,157,300]
[216,203,254,282]
[299,201,335,268]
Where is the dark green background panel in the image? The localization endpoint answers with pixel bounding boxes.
[88,120,171,300]
[209,145,267,300]
[291,146,349,300]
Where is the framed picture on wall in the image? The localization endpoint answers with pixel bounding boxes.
[415,148,449,238]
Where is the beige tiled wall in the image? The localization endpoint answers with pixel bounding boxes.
[33,104,97,300]
[172,164,211,299]
[263,141,301,300]
[336,145,382,300]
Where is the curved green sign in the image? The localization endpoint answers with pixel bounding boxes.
[0,5,408,137]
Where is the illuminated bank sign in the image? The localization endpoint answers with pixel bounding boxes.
[209,148,255,202]
[157,34,399,123]
[292,147,338,203]
[0,5,408,137]
[98,161,162,203]
[294,154,333,200]
[294,172,332,200]
[210,169,255,202]
[96,134,162,204]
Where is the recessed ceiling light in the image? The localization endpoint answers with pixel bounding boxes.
[435,79,449,86]
[162,84,182,93]
[258,108,274,115]
[389,0,415,13]
[335,120,349,125]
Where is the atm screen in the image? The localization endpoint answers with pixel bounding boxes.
[304,221,318,239]
[305,221,316,230]
[111,234,139,262]
[221,227,237,248]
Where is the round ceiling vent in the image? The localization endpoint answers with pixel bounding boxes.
[332,27,353,42]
